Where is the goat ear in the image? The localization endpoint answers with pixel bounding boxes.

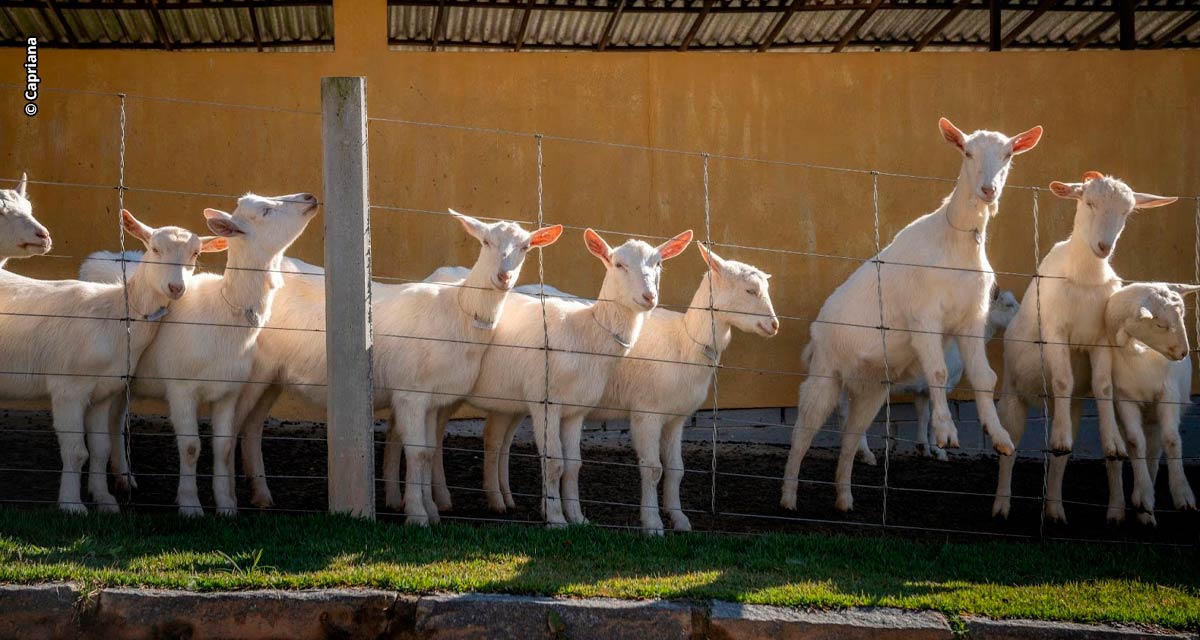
[1138,306,1155,320]
[656,229,693,261]
[199,236,229,253]
[449,208,488,241]
[583,228,612,266]
[1132,192,1178,210]
[529,224,563,248]
[203,208,245,237]
[938,118,966,152]
[1010,125,1043,155]
[1167,283,1200,297]
[120,209,154,244]
[1082,171,1105,182]
[1049,181,1083,200]
[17,172,27,198]
[697,242,725,276]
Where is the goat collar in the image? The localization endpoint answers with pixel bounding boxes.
[684,323,720,363]
[219,287,263,328]
[944,209,983,245]
[457,291,497,330]
[125,276,169,321]
[590,308,632,349]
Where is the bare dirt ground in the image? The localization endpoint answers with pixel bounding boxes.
[2,411,1197,544]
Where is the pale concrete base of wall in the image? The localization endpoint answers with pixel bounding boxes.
[1,584,1194,640]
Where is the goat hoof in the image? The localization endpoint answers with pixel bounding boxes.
[1106,507,1125,525]
[991,501,1010,520]
[671,515,692,532]
[216,507,238,517]
[405,515,431,527]
[59,503,88,515]
[834,496,854,512]
[95,500,120,514]
[179,506,204,518]
[250,496,275,510]
[1137,513,1157,527]
[780,494,798,511]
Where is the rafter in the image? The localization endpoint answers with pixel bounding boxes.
[597,0,626,51]
[679,0,714,51]
[41,0,78,45]
[146,0,173,50]
[911,0,973,51]
[430,0,447,50]
[249,4,263,51]
[1069,12,1119,50]
[832,0,884,52]
[512,0,536,50]
[1001,0,1055,47]
[758,0,807,52]
[1118,0,1135,49]
[988,0,1001,50]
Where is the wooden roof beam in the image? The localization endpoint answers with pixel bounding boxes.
[911,0,974,51]
[679,0,714,51]
[832,0,884,52]
[1001,0,1054,47]
[597,0,626,50]
[758,0,807,51]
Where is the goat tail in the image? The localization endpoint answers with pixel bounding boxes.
[79,250,143,284]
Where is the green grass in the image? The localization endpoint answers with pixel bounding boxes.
[0,510,1197,630]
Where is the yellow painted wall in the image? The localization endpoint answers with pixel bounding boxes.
[3,1,1198,419]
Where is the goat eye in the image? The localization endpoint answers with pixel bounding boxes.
[746,288,756,295]
[964,152,974,159]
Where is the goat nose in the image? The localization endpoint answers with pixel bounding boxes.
[168,283,183,296]
[301,193,317,203]
[1098,242,1111,255]
[35,229,49,240]
[642,292,656,304]
[497,272,511,283]
[770,319,780,332]
[981,185,996,198]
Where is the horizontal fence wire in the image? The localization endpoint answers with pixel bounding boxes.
[1,85,1198,550]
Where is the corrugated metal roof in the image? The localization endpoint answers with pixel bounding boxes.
[386,0,1200,51]
[0,1,333,50]
[0,0,1195,51]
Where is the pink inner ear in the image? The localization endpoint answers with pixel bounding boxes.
[584,232,610,261]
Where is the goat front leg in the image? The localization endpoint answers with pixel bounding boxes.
[1157,395,1195,511]
[106,394,135,493]
[85,398,118,513]
[910,329,958,449]
[210,396,239,517]
[529,403,567,527]
[392,397,432,526]
[168,389,204,517]
[631,412,665,535]
[1116,400,1153,516]
[992,388,1027,519]
[1042,340,1075,454]
[660,415,690,532]
[51,394,89,513]
[431,405,454,512]
[382,414,404,512]
[1089,346,1127,459]
[560,413,588,525]
[956,331,1013,455]
[1044,400,1082,524]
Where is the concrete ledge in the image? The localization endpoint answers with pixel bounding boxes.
[1,584,1197,640]
[0,583,81,640]
[415,593,699,639]
[964,615,1198,639]
[708,601,954,639]
[87,587,410,640]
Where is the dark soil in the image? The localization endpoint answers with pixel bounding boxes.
[2,411,1198,545]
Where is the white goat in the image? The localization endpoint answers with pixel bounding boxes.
[80,193,317,516]
[782,118,1043,513]
[227,212,563,525]
[432,244,776,535]
[1097,282,1198,526]
[992,174,1177,523]
[425,229,693,527]
[0,173,51,267]
[0,210,222,512]
[853,287,1020,464]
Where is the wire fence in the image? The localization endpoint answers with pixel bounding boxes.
[1,82,1199,546]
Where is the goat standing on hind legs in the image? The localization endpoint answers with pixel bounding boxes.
[781,117,1043,513]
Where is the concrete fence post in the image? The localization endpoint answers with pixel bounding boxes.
[321,76,375,518]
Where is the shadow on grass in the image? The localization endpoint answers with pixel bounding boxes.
[0,508,1198,628]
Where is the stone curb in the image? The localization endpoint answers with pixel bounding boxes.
[0,584,1195,639]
